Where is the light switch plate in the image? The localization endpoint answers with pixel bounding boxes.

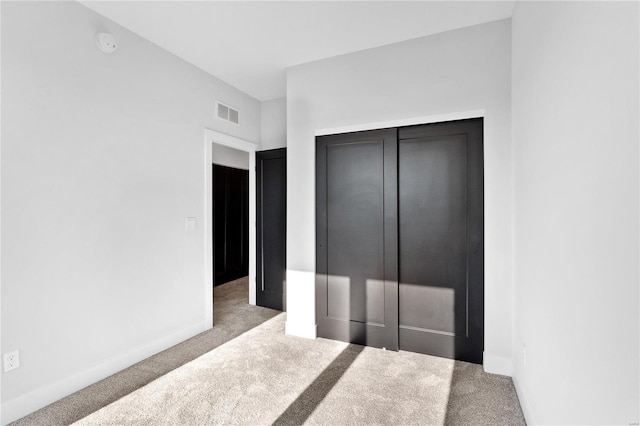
[186,217,197,231]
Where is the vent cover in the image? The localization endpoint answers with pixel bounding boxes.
[217,102,239,124]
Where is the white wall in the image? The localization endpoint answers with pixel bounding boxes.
[0,2,4,422]
[285,20,513,370]
[212,143,249,170]
[260,97,287,150]
[0,2,260,423]
[511,2,639,424]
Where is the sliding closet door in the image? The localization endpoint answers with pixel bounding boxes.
[398,118,483,364]
[316,129,398,350]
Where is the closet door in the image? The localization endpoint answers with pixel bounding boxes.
[316,129,398,350]
[398,118,483,364]
[213,164,249,286]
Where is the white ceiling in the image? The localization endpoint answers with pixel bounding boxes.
[81,1,515,101]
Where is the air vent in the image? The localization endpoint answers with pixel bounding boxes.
[217,102,239,124]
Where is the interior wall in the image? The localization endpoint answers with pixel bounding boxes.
[0,2,260,423]
[260,97,287,150]
[212,143,250,170]
[511,2,639,424]
[285,19,513,370]
[0,2,4,421]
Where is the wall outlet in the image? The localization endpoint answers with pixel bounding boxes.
[3,350,20,372]
[522,342,527,367]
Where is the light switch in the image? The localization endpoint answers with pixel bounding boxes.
[186,217,197,231]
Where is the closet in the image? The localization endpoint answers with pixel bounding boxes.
[316,118,483,364]
[213,164,249,286]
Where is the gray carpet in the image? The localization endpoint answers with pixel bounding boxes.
[13,278,525,425]
[74,323,523,425]
[10,277,279,426]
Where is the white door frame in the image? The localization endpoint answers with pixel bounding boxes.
[204,129,258,327]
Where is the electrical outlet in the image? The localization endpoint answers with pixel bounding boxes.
[3,350,20,372]
[522,342,527,367]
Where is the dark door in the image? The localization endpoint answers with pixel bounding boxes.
[213,164,249,286]
[256,148,287,311]
[398,118,484,364]
[316,129,399,350]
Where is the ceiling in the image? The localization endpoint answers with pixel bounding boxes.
[81,1,515,101]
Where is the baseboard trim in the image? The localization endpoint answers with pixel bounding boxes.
[1,321,207,425]
[511,363,537,425]
[285,321,317,340]
[483,352,512,376]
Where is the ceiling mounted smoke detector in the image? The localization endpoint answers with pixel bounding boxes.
[96,32,117,54]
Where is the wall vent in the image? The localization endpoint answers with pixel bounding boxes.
[217,102,239,124]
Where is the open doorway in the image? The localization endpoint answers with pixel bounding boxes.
[204,129,258,327]
[212,144,250,327]
[212,145,249,285]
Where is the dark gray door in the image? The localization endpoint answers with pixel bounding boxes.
[213,164,249,286]
[398,118,483,364]
[316,129,399,350]
[256,148,286,311]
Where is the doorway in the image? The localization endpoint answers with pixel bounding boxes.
[315,118,484,364]
[212,144,250,322]
[204,130,258,327]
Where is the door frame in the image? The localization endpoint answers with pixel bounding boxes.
[204,129,258,327]
[315,110,485,136]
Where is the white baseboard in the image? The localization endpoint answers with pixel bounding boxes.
[285,321,317,340]
[511,363,537,425]
[483,352,512,376]
[1,321,207,425]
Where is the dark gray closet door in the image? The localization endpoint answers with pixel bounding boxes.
[316,129,398,350]
[256,148,287,311]
[213,164,249,286]
[398,118,483,364]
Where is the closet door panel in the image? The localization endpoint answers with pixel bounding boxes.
[399,135,468,336]
[316,129,398,350]
[326,141,385,324]
[398,118,484,364]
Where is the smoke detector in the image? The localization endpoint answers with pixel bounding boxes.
[96,32,117,54]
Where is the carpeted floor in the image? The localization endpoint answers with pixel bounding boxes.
[13,277,525,425]
[10,277,279,426]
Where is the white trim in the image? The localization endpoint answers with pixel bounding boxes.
[285,321,317,340]
[483,352,512,376]
[314,110,485,136]
[284,270,317,339]
[1,321,204,425]
[204,129,258,329]
[512,364,537,425]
